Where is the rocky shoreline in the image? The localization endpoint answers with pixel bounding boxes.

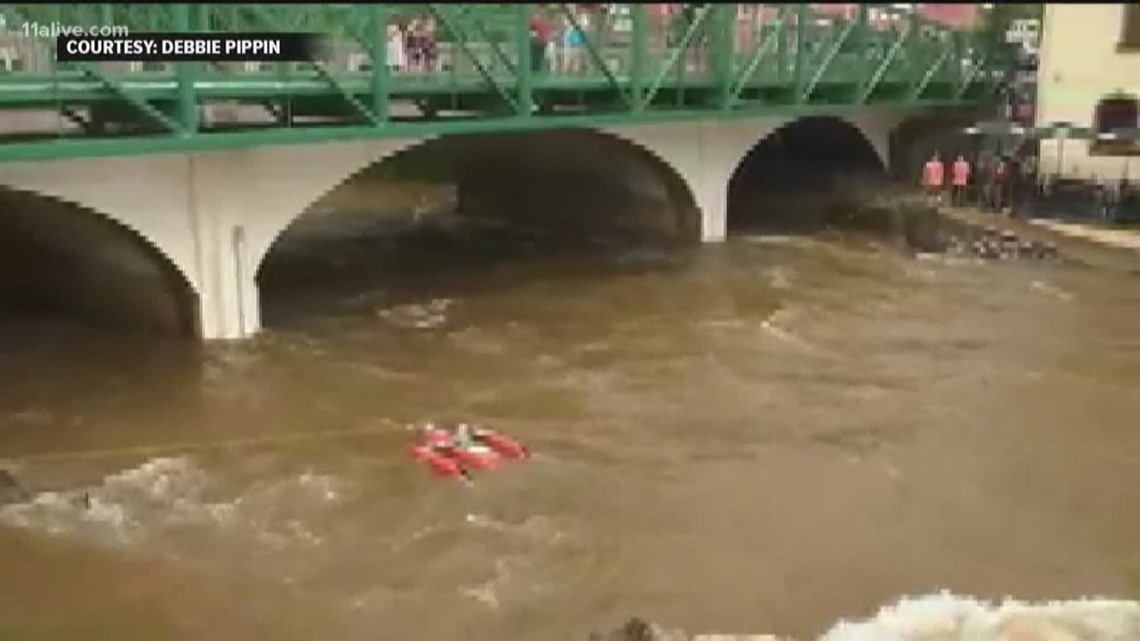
[822,190,1140,272]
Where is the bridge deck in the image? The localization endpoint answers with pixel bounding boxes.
[0,3,1006,162]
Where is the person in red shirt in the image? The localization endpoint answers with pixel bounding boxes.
[921,153,946,205]
[528,12,552,73]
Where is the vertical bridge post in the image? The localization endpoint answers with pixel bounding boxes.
[172,4,198,135]
[712,4,734,109]
[793,4,808,101]
[515,4,534,115]
[368,4,389,123]
[630,4,647,112]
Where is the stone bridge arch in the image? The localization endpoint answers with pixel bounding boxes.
[257,128,704,263]
[607,111,906,239]
[252,128,707,327]
[214,138,435,276]
[0,155,201,296]
[0,184,199,335]
[727,115,890,230]
[0,145,431,339]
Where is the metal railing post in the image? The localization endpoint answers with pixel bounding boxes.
[369,4,389,123]
[712,4,733,108]
[516,3,534,115]
[173,4,198,135]
[630,4,647,111]
[793,4,807,99]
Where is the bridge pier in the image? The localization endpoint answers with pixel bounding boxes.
[185,156,260,339]
[0,152,267,340]
[606,119,799,243]
[179,139,427,339]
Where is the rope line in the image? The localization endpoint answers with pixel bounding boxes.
[2,421,407,465]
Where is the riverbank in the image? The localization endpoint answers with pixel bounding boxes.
[938,207,1140,271]
[1027,219,1140,252]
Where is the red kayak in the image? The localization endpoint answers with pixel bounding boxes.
[408,424,529,478]
[472,428,529,460]
[408,442,465,477]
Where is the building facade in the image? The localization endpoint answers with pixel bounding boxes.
[1036,3,1140,181]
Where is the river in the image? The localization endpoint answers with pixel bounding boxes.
[1,193,1138,640]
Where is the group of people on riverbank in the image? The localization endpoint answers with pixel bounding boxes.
[921,153,1037,216]
[922,150,1140,224]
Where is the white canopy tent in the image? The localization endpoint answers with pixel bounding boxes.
[961,121,1139,176]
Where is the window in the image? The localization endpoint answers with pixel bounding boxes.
[1091,93,1140,156]
[1095,94,1139,134]
[1121,4,1140,50]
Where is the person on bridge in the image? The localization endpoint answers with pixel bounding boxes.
[421,17,439,73]
[922,153,946,205]
[405,17,424,73]
[386,22,406,73]
[951,154,971,207]
[562,12,588,73]
[529,11,554,73]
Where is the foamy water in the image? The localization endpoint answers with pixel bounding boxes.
[609,595,1140,640]
[376,298,454,329]
[3,457,1137,640]
[1031,280,1075,302]
[0,456,346,565]
[816,593,1140,641]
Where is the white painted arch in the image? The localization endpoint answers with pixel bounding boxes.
[0,153,202,295]
[603,110,902,240]
[251,127,717,267]
[0,139,430,339]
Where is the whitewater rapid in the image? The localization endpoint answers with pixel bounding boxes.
[2,457,1137,641]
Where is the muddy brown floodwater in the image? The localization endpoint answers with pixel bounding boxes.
[0,199,1139,641]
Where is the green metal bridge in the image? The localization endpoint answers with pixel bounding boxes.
[0,3,1007,162]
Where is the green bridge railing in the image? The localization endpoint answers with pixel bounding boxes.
[0,4,1008,161]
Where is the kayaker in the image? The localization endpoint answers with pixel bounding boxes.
[417,423,450,452]
[455,423,475,449]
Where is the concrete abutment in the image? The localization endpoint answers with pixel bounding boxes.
[0,110,915,341]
